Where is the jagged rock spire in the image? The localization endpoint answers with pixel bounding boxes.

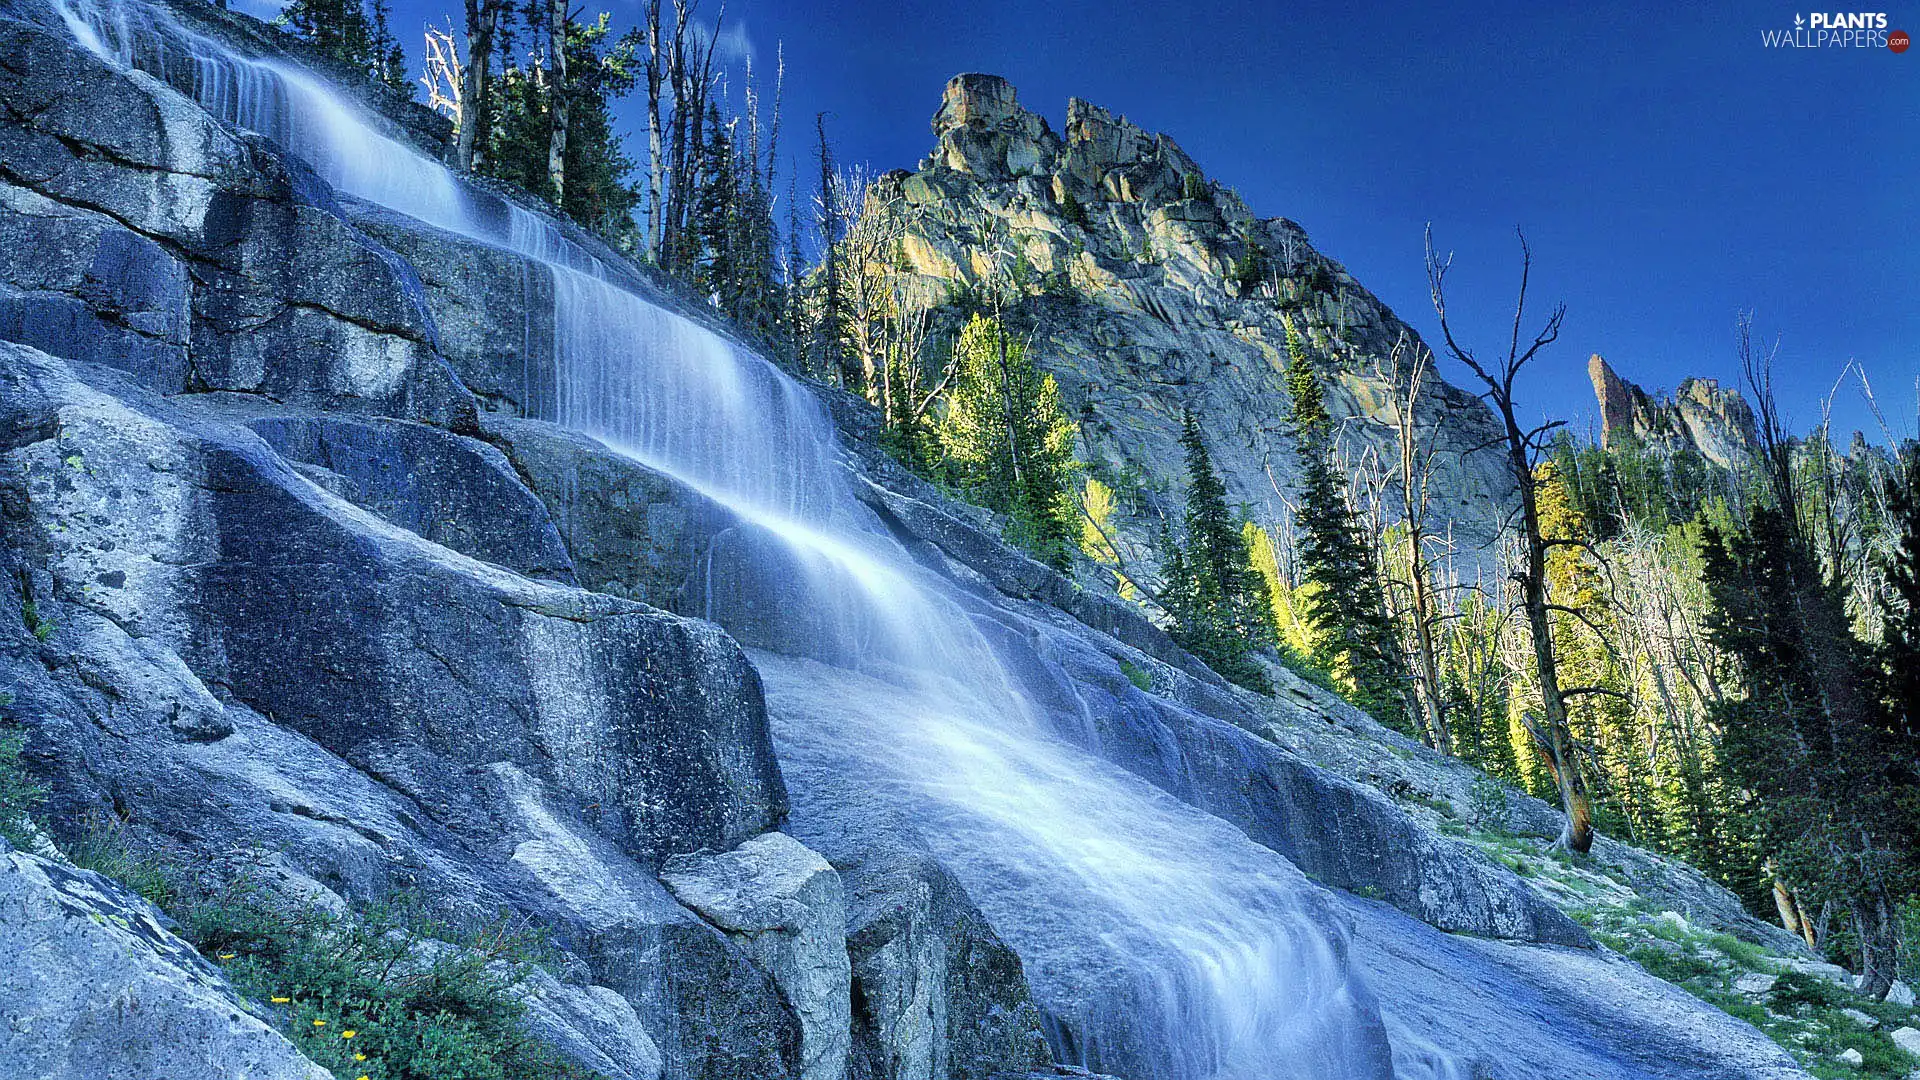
[1589,354,1757,468]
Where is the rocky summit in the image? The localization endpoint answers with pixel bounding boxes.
[0,3,1875,1080]
[863,73,1516,573]
[1588,353,1759,468]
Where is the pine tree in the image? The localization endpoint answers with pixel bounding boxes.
[691,104,738,303]
[483,12,644,250]
[782,174,810,370]
[728,170,782,342]
[936,314,1077,568]
[1700,327,1920,997]
[1880,447,1920,739]
[814,114,851,388]
[878,343,933,471]
[1703,506,1918,995]
[281,0,400,86]
[367,0,408,91]
[1159,411,1274,692]
[1282,316,1408,728]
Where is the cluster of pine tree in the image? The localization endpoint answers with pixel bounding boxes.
[284,0,796,333]
[930,314,1079,568]
[279,0,408,91]
[1158,412,1275,692]
[1133,231,1920,988]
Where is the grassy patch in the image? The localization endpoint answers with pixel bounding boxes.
[1118,658,1153,693]
[61,824,593,1080]
[0,710,46,852]
[20,599,53,642]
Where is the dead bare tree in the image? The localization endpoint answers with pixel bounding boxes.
[1375,332,1453,754]
[1426,224,1595,852]
[642,0,664,260]
[836,168,898,400]
[420,20,462,122]
[545,0,569,201]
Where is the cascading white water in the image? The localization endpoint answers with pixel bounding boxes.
[44,3,1444,1074]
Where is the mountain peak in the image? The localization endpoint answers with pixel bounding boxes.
[1588,353,1757,468]
[869,74,1516,579]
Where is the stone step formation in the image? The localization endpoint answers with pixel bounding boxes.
[0,4,1829,1079]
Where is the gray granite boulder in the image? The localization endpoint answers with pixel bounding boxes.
[663,833,853,1080]
[0,843,330,1080]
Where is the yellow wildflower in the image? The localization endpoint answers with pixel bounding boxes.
[270,997,291,1004]
[312,1019,326,1027]
[218,953,235,960]
[354,1053,367,1062]
[341,1030,356,1039]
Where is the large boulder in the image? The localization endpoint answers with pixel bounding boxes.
[0,340,799,1080]
[482,416,746,612]
[0,18,473,428]
[240,408,579,585]
[662,833,853,1080]
[0,843,331,1080]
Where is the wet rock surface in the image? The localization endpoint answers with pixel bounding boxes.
[0,7,1820,1079]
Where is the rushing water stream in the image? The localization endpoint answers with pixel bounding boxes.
[41,3,1459,1074]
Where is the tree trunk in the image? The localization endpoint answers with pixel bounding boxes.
[643,0,663,261]
[455,0,497,170]
[1853,892,1900,1000]
[1404,518,1448,753]
[1769,867,1814,947]
[994,299,1024,489]
[1512,433,1593,853]
[545,0,569,204]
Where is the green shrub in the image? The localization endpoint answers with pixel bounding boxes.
[1056,188,1093,231]
[1643,915,1691,944]
[64,819,179,909]
[1273,644,1339,695]
[1230,242,1268,293]
[1118,658,1153,693]
[1768,970,1849,1011]
[0,713,46,851]
[1467,777,1510,828]
[1626,943,1717,984]
[1705,932,1768,970]
[1181,173,1208,202]
[20,600,52,642]
[188,889,590,1080]
[66,823,592,1080]
[1715,998,1770,1027]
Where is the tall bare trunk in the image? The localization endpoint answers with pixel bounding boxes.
[545,0,568,203]
[1517,477,1593,853]
[1853,892,1899,1000]
[1405,522,1449,752]
[643,0,663,260]
[455,0,497,169]
[1427,226,1587,851]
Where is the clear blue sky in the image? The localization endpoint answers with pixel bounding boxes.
[315,0,1920,442]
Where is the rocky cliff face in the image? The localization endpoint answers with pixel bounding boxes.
[0,6,1816,1080]
[1588,354,1757,468]
[861,74,1516,573]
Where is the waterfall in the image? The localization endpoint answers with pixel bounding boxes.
[43,4,1444,1075]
